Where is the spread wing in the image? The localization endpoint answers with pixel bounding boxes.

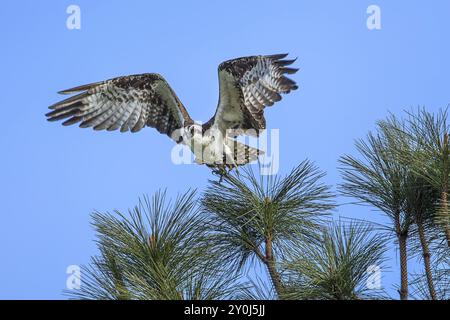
[206,54,298,137]
[225,139,264,166]
[46,73,193,140]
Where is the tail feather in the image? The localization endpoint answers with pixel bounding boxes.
[225,139,264,166]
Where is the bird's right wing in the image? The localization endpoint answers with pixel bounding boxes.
[46,73,193,140]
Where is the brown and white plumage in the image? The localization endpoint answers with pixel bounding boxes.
[205,53,298,137]
[46,54,298,170]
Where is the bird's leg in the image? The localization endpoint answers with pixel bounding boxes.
[234,164,240,177]
[211,165,227,183]
[227,153,240,177]
[218,166,229,183]
[225,163,239,177]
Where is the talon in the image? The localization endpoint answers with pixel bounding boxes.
[211,165,228,183]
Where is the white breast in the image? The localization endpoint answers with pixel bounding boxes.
[188,128,226,165]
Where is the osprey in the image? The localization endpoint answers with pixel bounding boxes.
[46,54,298,174]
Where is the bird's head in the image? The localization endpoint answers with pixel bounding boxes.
[182,123,203,143]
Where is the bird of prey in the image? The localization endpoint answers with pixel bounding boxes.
[46,54,298,175]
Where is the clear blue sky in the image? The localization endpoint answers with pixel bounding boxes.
[1,0,449,299]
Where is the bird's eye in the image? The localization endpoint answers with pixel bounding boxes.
[189,126,195,135]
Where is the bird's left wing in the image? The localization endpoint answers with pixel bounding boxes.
[46,73,193,140]
[206,54,298,137]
